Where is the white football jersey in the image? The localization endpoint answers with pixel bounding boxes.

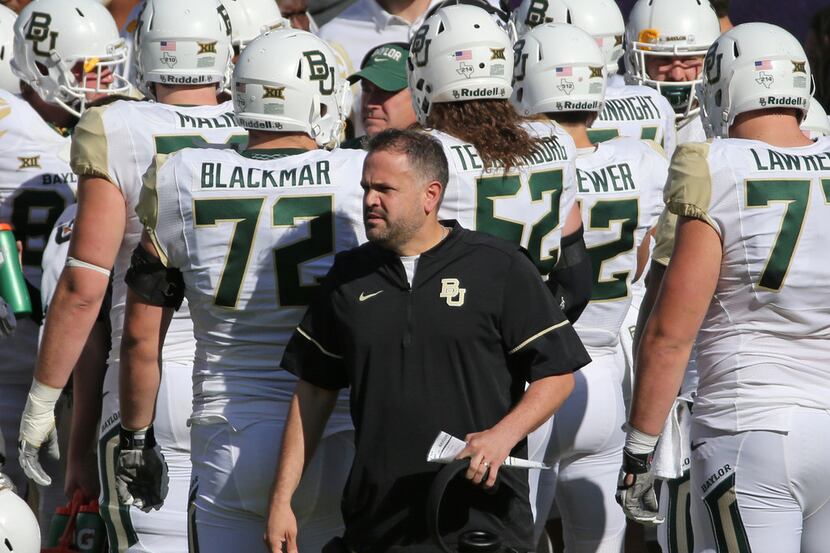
[433,121,578,277]
[665,138,830,432]
[0,90,76,285]
[676,114,707,145]
[591,75,678,159]
[574,138,667,351]
[137,147,366,424]
[41,204,76,315]
[70,100,247,370]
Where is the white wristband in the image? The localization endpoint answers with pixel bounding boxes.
[19,378,62,446]
[624,426,660,455]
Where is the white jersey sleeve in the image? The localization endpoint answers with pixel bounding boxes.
[40,203,77,314]
[665,138,830,432]
[592,76,678,159]
[0,90,76,285]
[70,99,247,369]
[434,121,578,277]
[573,138,667,350]
[138,147,366,426]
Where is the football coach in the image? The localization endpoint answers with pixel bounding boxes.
[265,129,591,553]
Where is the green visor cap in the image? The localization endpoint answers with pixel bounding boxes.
[348,43,409,92]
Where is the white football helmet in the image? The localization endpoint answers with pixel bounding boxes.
[698,23,811,138]
[221,0,288,51]
[801,97,830,140]
[232,29,351,148]
[11,0,130,116]
[511,23,606,117]
[0,5,19,94]
[0,483,40,553]
[625,0,720,123]
[134,0,233,98]
[510,0,624,74]
[407,4,513,125]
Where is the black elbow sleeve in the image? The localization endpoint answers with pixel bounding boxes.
[547,226,592,324]
[124,244,185,310]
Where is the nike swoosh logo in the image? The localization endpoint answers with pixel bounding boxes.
[359,290,383,302]
[691,441,706,451]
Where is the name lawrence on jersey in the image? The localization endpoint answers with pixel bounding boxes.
[750,148,830,172]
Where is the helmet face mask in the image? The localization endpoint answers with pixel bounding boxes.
[624,0,720,125]
[232,29,351,148]
[134,0,233,99]
[12,0,131,116]
[697,23,812,138]
[407,4,514,125]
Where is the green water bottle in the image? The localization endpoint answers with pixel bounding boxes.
[46,505,71,547]
[75,502,106,552]
[0,223,31,315]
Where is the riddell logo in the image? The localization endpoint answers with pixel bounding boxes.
[759,96,806,107]
[556,100,600,110]
[451,87,506,99]
[158,74,213,84]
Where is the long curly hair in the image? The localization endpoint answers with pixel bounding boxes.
[425,99,539,171]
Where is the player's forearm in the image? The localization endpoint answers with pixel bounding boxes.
[628,322,693,436]
[492,373,575,446]
[633,261,665,364]
[35,268,110,388]
[68,321,108,464]
[270,380,337,508]
[119,291,166,430]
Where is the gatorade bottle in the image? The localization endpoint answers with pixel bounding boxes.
[0,223,31,315]
[75,501,106,552]
[46,505,72,548]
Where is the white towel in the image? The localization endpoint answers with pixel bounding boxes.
[653,399,692,479]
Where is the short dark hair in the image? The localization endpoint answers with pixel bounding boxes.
[367,129,449,195]
[709,0,729,18]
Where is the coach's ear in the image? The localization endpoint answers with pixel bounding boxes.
[423,179,444,215]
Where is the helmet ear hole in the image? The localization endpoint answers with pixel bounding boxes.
[437,21,445,33]
[733,42,740,57]
[714,89,722,107]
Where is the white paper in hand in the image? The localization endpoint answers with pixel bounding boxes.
[426,431,551,470]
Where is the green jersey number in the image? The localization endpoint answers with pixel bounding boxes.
[585,198,639,301]
[272,196,333,307]
[476,169,563,274]
[587,126,660,145]
[193,196,333,309]
[154,134,247,155]
[11,188,70,268]
[745,179,810,291]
